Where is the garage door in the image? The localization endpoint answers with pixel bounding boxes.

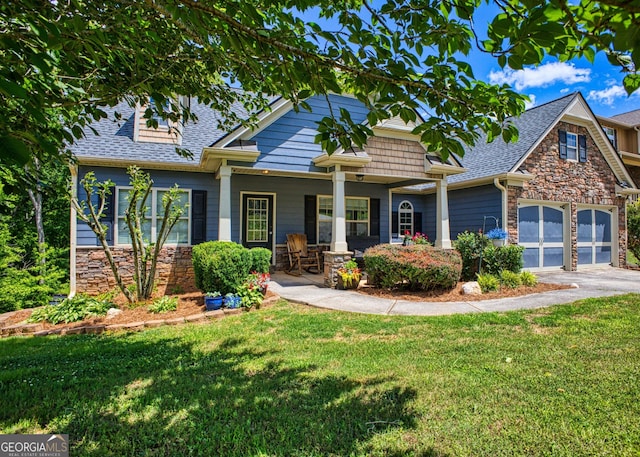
[518,204,565,269]
[577,208,612,266]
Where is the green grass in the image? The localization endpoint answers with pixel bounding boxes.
[1,296,640,456]
[628,250,639,266]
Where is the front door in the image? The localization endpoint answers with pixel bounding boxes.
[518,204,565,269]
[242,194,274,251]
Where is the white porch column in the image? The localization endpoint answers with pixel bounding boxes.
[331,169,349,252]
[435,178,452,249]
[69,164,78,297]
[218,164,232,241]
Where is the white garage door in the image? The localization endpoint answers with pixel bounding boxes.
[518,204,565,269]
[577,208,612,266]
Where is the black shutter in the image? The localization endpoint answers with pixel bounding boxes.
[414,212,423,235]
[391,211,399,235]
[578,134,587,163]
[370,198,380,236]
[191,190,207,245]
[559,130,568,159]
[304,195,317,244]
[101,191,115,246]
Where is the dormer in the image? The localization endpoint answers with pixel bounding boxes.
[133,96,188,145]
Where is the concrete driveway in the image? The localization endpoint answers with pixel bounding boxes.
[269,267,640,316]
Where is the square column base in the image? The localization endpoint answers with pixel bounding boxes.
[323,251,353,288]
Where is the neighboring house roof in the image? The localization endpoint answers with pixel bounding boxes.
[70,98,256,168]
[610,109,640,126]
[448,92,578,184]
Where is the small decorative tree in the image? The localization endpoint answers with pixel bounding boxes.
[72,166,186,302]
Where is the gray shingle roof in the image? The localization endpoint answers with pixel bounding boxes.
[70,98,254,165]
[610,109,640,126]
[448,92,578,184]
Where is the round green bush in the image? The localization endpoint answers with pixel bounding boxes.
[192,241,254,295]
[364,244,462,291]
[250,247,272,273]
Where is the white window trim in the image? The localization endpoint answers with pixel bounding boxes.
[317,195,370,244]
[115,186,191,246]
[398,200,414,236]
[566,132,578,162]
[603,126,617,150]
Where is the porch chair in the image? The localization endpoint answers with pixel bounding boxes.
[286,233,321,275]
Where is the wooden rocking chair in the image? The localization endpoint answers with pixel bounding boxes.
[286,233,321,275]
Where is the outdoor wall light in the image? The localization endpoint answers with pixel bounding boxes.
[356,174,364,182]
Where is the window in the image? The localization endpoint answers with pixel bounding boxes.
[116,187,190,245]
[149,97,170,128]
[346,197,369,237]
[603,126,617,150]
[398,200,414,235]
[566,132,578,161]
[317,196,369,243]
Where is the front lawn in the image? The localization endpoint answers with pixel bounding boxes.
[1,296,639,456]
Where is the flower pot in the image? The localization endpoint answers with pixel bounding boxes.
[337,275,360,290]
[204,296,223,311]
[492,239,506,247]
[224,296,241,309]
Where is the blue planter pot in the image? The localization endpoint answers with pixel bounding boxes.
[224,296,242,309]
[204,296,223,311]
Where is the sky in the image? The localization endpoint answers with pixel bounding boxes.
[462,3,640,119]
[299,3,640,120]
[477,50,639,118]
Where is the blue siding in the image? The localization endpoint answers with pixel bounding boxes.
[448,185,502,239]
[391,194,432,240]
[76,166,219,246]
[231,175,390,244]
[248,95,370,173]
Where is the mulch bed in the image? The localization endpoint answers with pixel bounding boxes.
[0,290,280,336]
[357,281,572,302]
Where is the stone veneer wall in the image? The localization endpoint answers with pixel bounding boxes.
[323,251,353,288]
[76,246,197,295]
[506,121,627,270]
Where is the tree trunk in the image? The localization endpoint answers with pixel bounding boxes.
[26,158,46,283]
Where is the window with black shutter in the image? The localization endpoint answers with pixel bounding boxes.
[191,190,207,245]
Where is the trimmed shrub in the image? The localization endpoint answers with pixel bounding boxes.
[192,241,253,295]
[520,271,538,287]
[481,244,525,276]
[499,270,522,289]
[628,201,640,263]
[454,231,490,281]
[364,244,462,291]
[477,273,500,293]
[250,247,272,273]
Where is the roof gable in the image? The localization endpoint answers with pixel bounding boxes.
[449,92,577,184]
[449,92,636,189]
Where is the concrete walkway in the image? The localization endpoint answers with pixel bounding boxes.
[269,267,640,316]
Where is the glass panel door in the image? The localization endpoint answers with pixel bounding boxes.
[242,194,273,252]
[577,208,612,266]
[518,204,565,269]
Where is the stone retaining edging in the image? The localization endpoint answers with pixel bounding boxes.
[0,296,279,338]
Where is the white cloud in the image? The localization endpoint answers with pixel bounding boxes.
[524,94,536,110]
[587,85,626,106]
[488,62,591,91]
[560,88,570,94]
